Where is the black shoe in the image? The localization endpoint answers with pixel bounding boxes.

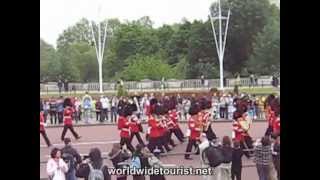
[185,157,193,160]
[76,136,82,140]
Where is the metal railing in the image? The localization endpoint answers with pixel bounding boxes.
[40,77,279,93]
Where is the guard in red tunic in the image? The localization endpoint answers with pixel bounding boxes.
[61,98,81,141]
[232,109,253,158]
[167,98,185,143]
[271,97,280,138]
[40,109,52,147]
[118,106,135,152]
[199,98,217,140]
[264,94,276,136]
[129,104,145,146]
[147,104,164,154]
[185,104,201,160]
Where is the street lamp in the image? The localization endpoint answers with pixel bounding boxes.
[209,0,231,91]
[90,5,108,93]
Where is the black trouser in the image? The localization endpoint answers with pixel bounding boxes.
[264,126,273,136]
[58,112,63,124]
[101,109,109,122]
[111,107,117,123]
[231,169,242,180]
[148,137,162,154]
[165,130,175,147]
[96,111,101,121]
[160,133,171,152]
[185,139,199,158]
[203,124,217,140]
[220,107,226,118]
[240,136,254,158]
[171,128,184,143]
[40,130,51,147]
[273,156,280,180]
[120,137,135,152]
[61,125,80,141]
[130,132,145,146]
[50,111,57,124]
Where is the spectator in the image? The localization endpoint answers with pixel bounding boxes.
[130,144,147,180]
[57,96,64,124]
[182,98,191,121]
[272,136,280,180]
[220,136,233,180]
[47,148,68,180]
[49,98,58,125]
[82,92,93,124]
[111,96,118,123]
[74,97,82,123]
[146,148,166,180]
[231,141,243,180]
[76,148,111,180]
[255,75,259,86]
[220,95,226,119]
[201,75,205,87]
[58,79,63,94]
[95,98,102,122]
[61,138,82,180]
[254,136,272,180]
[64,79,69,92]
[108,143,131,180]
[43,100,50,123]
[100,95,110,122]
[250,74,254,88]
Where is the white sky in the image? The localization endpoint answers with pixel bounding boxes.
[40,0,215,47]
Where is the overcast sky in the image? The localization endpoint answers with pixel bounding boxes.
[40,0,216,47]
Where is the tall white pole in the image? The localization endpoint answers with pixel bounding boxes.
[218,0,224,90]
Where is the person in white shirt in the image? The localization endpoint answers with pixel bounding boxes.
[74,97,82,123]
[110,96,118,123]
[100,95,110,122]
[46,148,68,180]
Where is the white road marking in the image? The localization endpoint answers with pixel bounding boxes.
[40,140,119,148]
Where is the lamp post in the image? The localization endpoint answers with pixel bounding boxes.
[90,5,108,93]
[209,0,230,91]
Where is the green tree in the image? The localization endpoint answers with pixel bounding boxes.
[247,15,280,75]
[40,39,60,81]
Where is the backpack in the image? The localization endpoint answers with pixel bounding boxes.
[61,152,75,173]
[88,163,104,180]
[83,97,91,109]
[130,156,141,169]
[202,143,224,167]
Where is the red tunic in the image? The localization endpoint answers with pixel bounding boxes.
[168,110,179,129]
[63,107,74,125]
[118,116,130,138]
[129,115,140,133]
[188,115,201,140]
[273,117,280,135]
[148,115,161,138]
[232,119,249,141]
[40,112,45,132]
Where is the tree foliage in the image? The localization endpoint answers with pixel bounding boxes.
[40,0,279,82]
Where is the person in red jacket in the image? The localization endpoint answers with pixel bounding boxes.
[61,98,81,141]
[40,109,52,147]
[264,94,276,136]
[199,98,217,140]
[147,104,164,154]
[185,103,201,160]
[159,107,174,151]
[232,109,253,158]
[271,97,280,138]
[118,105,135,152]
[129,104,145,146]
[167,97,185,143]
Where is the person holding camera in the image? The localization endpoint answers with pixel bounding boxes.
[76,148,111,180]
[61,138,81,180]
[108,143,132,180]
[47,148,69,180]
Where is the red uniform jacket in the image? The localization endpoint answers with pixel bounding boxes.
[268,110,276,127]
[148,115,161,138]
[165,114,175,130]
[168,110,179,129]
[188,115,201,140]
[129,115,141,133]
[273,117,280,135]
[118,116,130,138]
[158,116,168,135]
[232,119,249,141]
[40,112,45,132]
[63,107,74,125]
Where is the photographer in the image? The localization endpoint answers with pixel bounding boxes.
[61,138,81,180]
[108,143,132,180]
[76,148,111,180]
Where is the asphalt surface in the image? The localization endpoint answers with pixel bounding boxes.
[40,121,268,180]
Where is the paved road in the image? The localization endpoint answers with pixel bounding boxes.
[40,121,268,180]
